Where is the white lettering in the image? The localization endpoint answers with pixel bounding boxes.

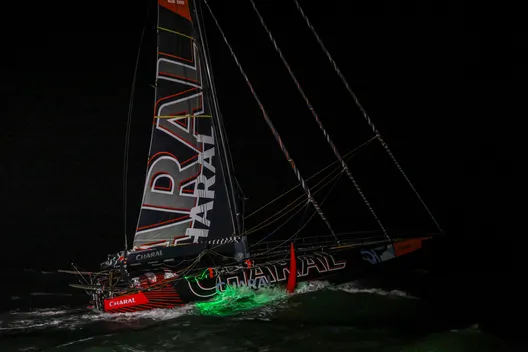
[193,175,215,199]
[180,128,216,244]
[197,130,216,173]
[185,228,209,243]
[198,147,216,173]
[218,254,346,290]
[109,297,136,307]
[189,200,214,226]
[135,250,163,261]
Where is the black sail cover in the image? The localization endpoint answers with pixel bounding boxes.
[131,0,238,258]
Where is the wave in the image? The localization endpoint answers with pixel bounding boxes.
[333,281,417,298]
[54,336,96,349]
[1,280,414,335]
[10,307,74,316]
[1,305,195,334]
[101,304,195,322]
[294,280,331,294]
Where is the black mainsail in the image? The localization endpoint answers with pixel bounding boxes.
[132,0,244,258]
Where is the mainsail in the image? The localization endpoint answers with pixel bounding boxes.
[132,0,241,254]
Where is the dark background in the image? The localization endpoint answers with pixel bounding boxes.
[0,0,522,341]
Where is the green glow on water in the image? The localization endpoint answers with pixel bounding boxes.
[195,285,288,316]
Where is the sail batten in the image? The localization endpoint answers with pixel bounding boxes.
[132,0,238,254]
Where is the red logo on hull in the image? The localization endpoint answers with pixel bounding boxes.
[104,292,149,311]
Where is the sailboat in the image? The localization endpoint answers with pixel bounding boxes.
[61,0,441,313]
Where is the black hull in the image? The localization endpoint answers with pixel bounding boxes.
[98,237,430,313]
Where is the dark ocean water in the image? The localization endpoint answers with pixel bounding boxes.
[0,270,518,352]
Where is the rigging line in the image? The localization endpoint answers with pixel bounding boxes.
[293,0,444,235]
[250,181,312,248]
[198,1,236,173]
[255,169,345,257]
[203,0,338,242]
[208,247,289,264]
[251,231,379,244]
[249,202,308,248]
[254,184,344,259]
[294,202,312,244]
[71,263,91,286]
[199,2,244,212]
[292,169,345,241]
[245,135,377,219]
[194,0,244,240]
[246,197,306,235]
[245,163,343,235]
[235,177,248,233]
[247,160,342,230]
[249,0,387,240]
[122,0,153,252]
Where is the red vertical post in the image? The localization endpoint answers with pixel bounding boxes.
[286,243,297,293]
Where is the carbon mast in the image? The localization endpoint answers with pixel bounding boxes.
[192,0,249,260]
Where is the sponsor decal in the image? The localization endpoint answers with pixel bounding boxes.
[186,253,347,297]
[159,0,191,22]
[135,250,164,261]
[104,292,149,311]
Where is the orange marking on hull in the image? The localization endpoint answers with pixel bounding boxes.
[394,238,423,257]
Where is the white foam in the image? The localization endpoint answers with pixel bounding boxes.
[0,318,62,331]
[97,305,195,322]
[2,280,416,333]
[10,308,71,316]
[54,336,95,348]
[294,280,331,294]
[2,305,195,332]
[334,282,417,299]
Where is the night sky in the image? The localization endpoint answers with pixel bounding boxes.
[1,0,520,286]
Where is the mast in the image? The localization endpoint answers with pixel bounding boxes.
[192,0,249,259]
[123,0,155,252]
